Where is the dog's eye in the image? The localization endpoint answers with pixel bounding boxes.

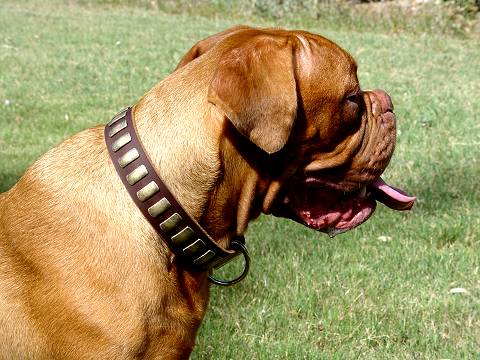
[346,93,361,105]
[345,93,360,110]
[343,92,362,125]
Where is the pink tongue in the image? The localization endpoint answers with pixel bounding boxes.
[371,178,416,210]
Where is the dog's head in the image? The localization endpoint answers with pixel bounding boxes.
[176,26,415,236]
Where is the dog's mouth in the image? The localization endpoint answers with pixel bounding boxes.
[272,177,415,237]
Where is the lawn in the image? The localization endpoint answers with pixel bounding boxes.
[0,1,479,358]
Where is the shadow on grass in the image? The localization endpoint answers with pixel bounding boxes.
[411,162,479,213]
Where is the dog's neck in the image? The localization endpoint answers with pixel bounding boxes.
[131,60,263,248]
[133,79,219,218]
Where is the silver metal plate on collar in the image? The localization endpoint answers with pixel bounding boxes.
[111,132,131,152]
[160,213,182,233]
[171,227,195,247]
[126,165,148,186]
[148,198,171,217]
[118,148,139,168]
[136,181,159,202]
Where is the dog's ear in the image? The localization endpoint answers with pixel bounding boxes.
[208,36,297,154]
[175,25,251,70]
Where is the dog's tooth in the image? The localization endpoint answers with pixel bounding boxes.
[136,181,159,202]
[326,227,348,237]
[126,165,148,185]
[359,186,367,198]
[118,148,139,168]
[111,132,131,152]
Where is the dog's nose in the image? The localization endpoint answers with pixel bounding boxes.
[371,89,394,113]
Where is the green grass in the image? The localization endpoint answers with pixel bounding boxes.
[1,1,479,358]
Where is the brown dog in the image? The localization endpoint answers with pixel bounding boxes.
[0,26,414,359]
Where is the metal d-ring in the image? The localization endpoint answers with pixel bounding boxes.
[208,238,250,286]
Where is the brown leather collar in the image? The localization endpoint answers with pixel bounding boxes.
[104,107,249,286]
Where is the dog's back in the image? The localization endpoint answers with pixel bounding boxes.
[0,122,204,358]
[0,128,122,358]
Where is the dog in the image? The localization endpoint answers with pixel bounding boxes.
[0,25,415,359]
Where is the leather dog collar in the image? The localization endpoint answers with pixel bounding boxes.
[104,107,249,286]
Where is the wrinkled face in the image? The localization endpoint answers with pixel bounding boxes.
[273,89,413,236]
[176,26,415,236]
[268,31,415,236]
